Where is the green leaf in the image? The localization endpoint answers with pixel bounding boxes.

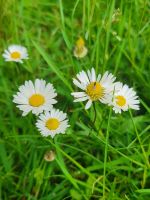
[32,40,72,91]
[136,189,150,194]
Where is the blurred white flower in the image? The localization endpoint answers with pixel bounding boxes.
[2,45,28,63]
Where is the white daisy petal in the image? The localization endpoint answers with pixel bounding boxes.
[73,78,86,90]
[85,100,92,109]
[36,109,69,138]
[35,79,42,93]
[71,92,87,98]
[100,71,109,84]
[130,105,140,110]
[77,71,88,84]
[91,68,96,82]
[97,74,101,82]
[82,71,89,83]
[87,70,92,82]
[74,96,89,102]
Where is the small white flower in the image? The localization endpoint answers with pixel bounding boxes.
[36,109,69,138]
[73,37,88,58]
[71,68,116,109]
[2,45,28,63]
[13,79,57,116]
[111,82,140,113]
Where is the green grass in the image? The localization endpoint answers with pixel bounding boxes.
[0,0,150,199]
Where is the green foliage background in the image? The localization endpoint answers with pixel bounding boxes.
[0,0,150,199]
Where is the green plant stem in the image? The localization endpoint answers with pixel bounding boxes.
[103,108,112,199]
[89,102,97,135]
[93,102,97,125]
[129,109,149,168]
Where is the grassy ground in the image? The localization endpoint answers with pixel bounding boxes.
[0,0,150,199]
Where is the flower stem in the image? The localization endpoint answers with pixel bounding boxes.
[93,102,97,125]
[129,109,149,168]
[89,102,97,135]
[103,108,112,199]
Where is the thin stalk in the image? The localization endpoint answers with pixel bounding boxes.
[89,102,97,135]
[103,108,112,199]
[129,109,149,168]
[93,102,97,125]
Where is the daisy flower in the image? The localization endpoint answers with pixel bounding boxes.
[36,109,69,138]
[73,37,88,58]
[13,79,57,116]
[2,45,28,63]
[71,68,116,109]
[111,82,140,113]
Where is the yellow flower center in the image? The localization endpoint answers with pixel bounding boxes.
[76,37,85,48]
[86,82,104,101]
[116,95,126,107]
[46,118,60,130]
[29,94,45,107]
[11,51,21,59]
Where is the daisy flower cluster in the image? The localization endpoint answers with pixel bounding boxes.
[3,44,70,138]
[71,68,140,113]
[13,78,69,138]
[3,44,139,139]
